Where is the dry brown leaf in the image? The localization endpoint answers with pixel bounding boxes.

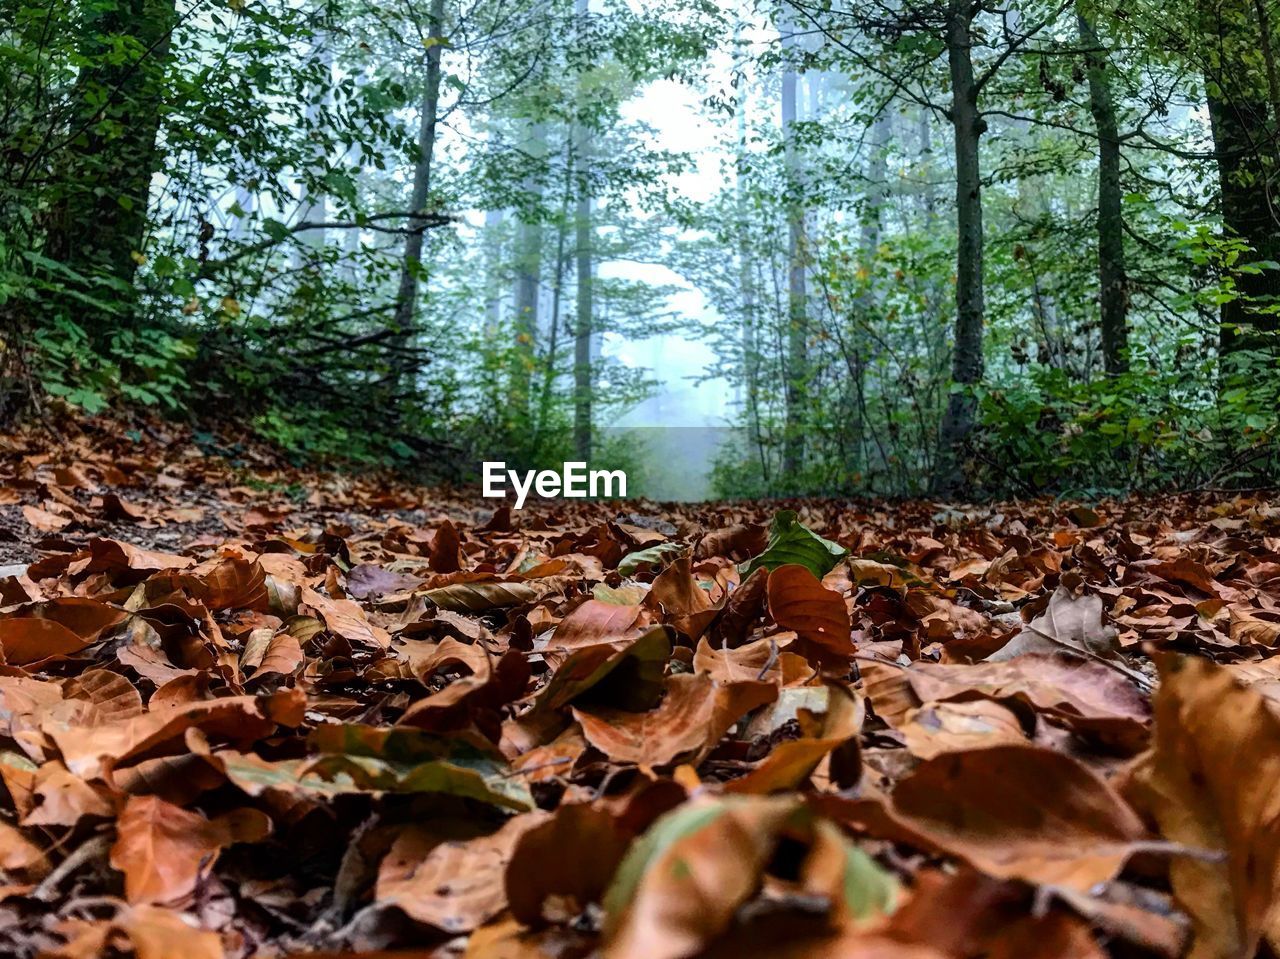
[1227,606,1280,646]
[0,618,96,665]
[572,673,774,767]
[1132,653,1280,959]
[862,652,1149,752]
[301,586,391,649]
[602,796,801,959]
[833,744,1146,890]
[550,600,645,648]
[767,564,853,664]
[987,586,1118,661]
[727,683,863,794]
[898,699,1029,758]
[22,505,71,532]
[110,795,270,904]
[376,812,546,933]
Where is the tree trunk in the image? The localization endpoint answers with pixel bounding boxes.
[41,0,177,328]
[483,207,504,338]
[535,145,575,448]
[735,12,766,483]
[780,12,807,480]
[1210,92,1280,355]
[1077,5,1128,374]
[511,121,546,418]
[572,0,593,461]
[854,109,891,480]
[917,106,938,225]
[1198,0,1280,358]
[482,115,505,343]
[292,36,332,271]
[932,0,985,497]
[573,193,593,461]
[389,0,445,392]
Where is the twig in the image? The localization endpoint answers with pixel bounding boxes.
[1022,623,1154,692]
[1124,839,1226,862]
[33,833,111,901]
[852,653,908,669]
[324,902,385,949]
[498,757,573,778]
[755,639,780,681]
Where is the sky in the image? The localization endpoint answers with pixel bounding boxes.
[605,78,735,433]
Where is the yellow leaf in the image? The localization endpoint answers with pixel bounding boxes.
[220,296,241,318]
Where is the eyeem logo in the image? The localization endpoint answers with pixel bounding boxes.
[482,461,627,509]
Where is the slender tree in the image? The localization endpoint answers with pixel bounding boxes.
[735,13,767,483]
[786,0,1071,494]
[932,0,986,495]
[780,5,808,479]
[1077,3,1128,374]
[511,121,546,419]
[390,0,446,392]
[573,0,594,460]
[1196,0,1280,356]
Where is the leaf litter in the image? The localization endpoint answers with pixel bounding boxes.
[0,421,1277,956]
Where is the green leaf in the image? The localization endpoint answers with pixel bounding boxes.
[67,388,109,414]
[603,800,898,941]
[262,218,290,241]
[322,170,358,205]
[739,510,847,580]
[617,541,686,576]
[208,724,530,809]
[831,827,899,920]
[304,752,531,810]
[602,801,726,920]
[256,724,531,809]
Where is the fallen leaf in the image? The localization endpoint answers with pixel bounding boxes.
[767,564,853,664]
[573,673,774,767]
[377,812,546,932]
[1132,653,1280,958]
[988,586,1119,661]
[603,795,897,959]
[110,795,270,904]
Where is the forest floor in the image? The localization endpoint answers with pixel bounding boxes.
[0,415,1275,957]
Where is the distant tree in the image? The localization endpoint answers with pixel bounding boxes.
[780,4,808,478]
[1076,1,1129,374]
[787,0,1070,494]
[390,0,447,396]
[573,0,595,461]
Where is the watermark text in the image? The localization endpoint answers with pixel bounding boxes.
[482,461,626,509]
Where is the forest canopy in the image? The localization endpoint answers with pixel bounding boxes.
[1,0,1278,497]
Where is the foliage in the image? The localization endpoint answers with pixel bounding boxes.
[3,0,1280,492]
[0,0,718,472]
[972,353,1280,495]
[739,509,848,579]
